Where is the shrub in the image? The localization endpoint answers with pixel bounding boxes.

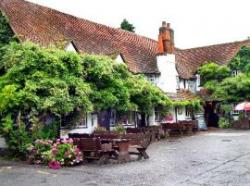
[94,125,107,132]
[112,124,126,134]
[0,114,31,158]
[218,117,232,129]
[27,138,83,169]
[27,139,53,164]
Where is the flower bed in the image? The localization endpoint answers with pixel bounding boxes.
[27,138,83,169]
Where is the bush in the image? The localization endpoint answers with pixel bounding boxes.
[27,138,83,169]
[112,124,126,134]
[218,117,232,129]
[27,139,53,164]
[0,114,31,158]
[94,125,107,132]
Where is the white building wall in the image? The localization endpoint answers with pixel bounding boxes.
[156,54,178,93]
[176,107,186,121]
[148,108,156,126]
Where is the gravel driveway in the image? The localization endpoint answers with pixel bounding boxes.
[1,129,250,186]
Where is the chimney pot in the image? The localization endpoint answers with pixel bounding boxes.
[157,21,174,55]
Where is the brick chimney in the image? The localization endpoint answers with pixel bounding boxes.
[157,21,174,54]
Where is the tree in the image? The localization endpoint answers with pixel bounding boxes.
[198,47,250,103]
[228,46,250,73]
[120,19,135,32]
[0,11,16,46]
[82,54,172,114]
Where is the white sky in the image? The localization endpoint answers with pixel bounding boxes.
[28,0,250,49]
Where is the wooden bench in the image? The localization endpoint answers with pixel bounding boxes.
[145,126,162,141]
[68,133,91,138]
[126,128,144,134]
[77,138,115,164]
[161,123,185,136]
[124,132,151,160]
[179,121,193,135]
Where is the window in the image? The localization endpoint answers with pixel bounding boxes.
[61,111,87,128]
[188,80,196,93]
[127,111,136,125]
[177,107,183,115]
[232,70,240,76]
[231,103,239,115]
[109,109,116,126]
[183,79,186,89]
[196,74,201,87]
[116,111,136,126]
[185,106,191,117]
[155,107,163,122]
[176,76,180,90]
[147,75,156,84]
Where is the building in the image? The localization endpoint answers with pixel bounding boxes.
[1,0,250,133]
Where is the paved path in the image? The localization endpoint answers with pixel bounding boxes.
[1,129,250,186]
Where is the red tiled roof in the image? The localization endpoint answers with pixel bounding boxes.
[1,0,249,78]
[175,40,250,78]
[0,0,159,74]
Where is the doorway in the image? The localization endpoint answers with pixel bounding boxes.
[204,101,219,127]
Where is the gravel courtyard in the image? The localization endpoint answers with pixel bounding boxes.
[1,129,250,186]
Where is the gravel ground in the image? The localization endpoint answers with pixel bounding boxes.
[1,129,250,186]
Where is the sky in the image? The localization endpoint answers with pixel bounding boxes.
[28,0,250,49]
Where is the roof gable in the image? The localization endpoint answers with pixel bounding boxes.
[175,40,250,78]
[0,0,159,74]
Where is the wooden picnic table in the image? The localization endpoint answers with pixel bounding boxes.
[113,139,131,162]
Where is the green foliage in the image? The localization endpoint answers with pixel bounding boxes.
[228,46,250,73]
[197,46,250,107]
[173,99,201,111]
[120,19,135,32]
[0,114,31,158]
[214,73,250,102]
[27,139,83,168]
[112,124,126,134]
[0,42,93,116]
[82,55,172,114]
[0,41,174,157]
[0,42,92,156]
[0,11,16,47]
[83,55,131,111]
[218,117,232,129]
[198,62,230,85]
[94,125,107,132]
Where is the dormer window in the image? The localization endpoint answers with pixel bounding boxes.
[147,75,156,84]
[65,41,78,53]
[115,54,125,64]
[232,70,240,76]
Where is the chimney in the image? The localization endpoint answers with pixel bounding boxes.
[157,21,174,54]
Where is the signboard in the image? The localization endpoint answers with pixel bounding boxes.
[195,113,207,130]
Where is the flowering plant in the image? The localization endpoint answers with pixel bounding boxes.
[46,138,83,167]
[27,139,53,164]
[27,138,83,169]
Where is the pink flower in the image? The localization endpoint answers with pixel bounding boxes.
[48,161,61,170]
[64,150,70,158]
[51,148,58,155]
[75,148,80,154]
[68,138,73,144]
